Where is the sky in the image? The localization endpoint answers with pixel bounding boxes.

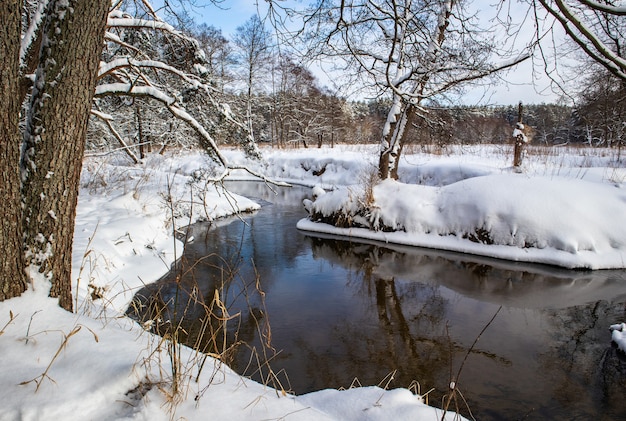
[154,0,567,105]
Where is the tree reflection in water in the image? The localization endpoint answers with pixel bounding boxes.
[127,182,626,421]
[305,237,626,420]
[303,238,514,413]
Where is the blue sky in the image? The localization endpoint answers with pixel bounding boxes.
[174,0,261,35]
[158,0,565,105]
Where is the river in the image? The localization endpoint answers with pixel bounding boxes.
[129,181,626,421]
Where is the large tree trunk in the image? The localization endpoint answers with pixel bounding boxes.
[0,0,28,302]
[21,0,110,311]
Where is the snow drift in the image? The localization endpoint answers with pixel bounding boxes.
[300,172,626,269]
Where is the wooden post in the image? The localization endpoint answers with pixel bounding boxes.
[513,101,527,168]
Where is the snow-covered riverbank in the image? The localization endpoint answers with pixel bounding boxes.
[1,144,624,420]
[0,148,468,421]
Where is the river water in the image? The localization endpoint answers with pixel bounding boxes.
[130,181,626,420]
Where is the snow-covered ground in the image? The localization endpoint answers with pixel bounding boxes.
[1,144,625,420]
[286,146,626,270]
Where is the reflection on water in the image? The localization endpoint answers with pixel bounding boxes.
[129,182,626,421]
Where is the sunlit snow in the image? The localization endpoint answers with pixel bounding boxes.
[1,145,625,420]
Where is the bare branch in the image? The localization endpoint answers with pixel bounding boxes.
[537,0,626,81]
[90,108,140,164]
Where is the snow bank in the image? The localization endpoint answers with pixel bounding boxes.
[75,153,260,312]
[224,147,377,188]
[300,164,626,269]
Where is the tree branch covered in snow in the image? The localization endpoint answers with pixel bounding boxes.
[578,0,626,16]
[90,1,263,170]
[536,0,626,81]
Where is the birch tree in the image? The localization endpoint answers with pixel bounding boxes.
[294,0,529,179]
[233,14,273,143]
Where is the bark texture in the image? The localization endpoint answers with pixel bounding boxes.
[21,0,110,311]
[379,103,415,180]
[0,0,28,302]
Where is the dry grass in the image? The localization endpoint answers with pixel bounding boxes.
[126,259,278,414]
[19,323,99,392]
[120,177,280,416]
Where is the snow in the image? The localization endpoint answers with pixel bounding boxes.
[299,174,626,269]
[610,323,626,353]
[295,146,626,270]
[1,144,625,420]
[512,123,528,143]
[95,83,176,105]
[106,18,180,34]
[0,150,465,421]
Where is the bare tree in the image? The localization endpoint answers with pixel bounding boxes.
[289,0,529,179]
[233,14,274,142]
[194,23,234,92]
[573,71,625,157]
[271,56,321,148]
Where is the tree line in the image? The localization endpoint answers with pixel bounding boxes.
[88,12,625,157]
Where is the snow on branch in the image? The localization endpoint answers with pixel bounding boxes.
[95,83,177,105]
[106,17,181,35]
[19,0,49,70]
[538,0,626,80]
[94,82,227,164]
[93,82,277,184]
[105,7,203,55]
[89,1,265,180]
[96,58,257,158]
[103,32,146,57]
[97,58,217,96]
[578,0,626,16]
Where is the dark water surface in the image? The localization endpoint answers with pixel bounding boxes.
[131,181,626,421]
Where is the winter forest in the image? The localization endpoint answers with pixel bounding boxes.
[1,0,626,420]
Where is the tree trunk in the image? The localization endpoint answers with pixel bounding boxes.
[0,0,28,302]
[21,0,110,311]
[379,97,403,179]
[379,101,414,180]
[136,105,145,159]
